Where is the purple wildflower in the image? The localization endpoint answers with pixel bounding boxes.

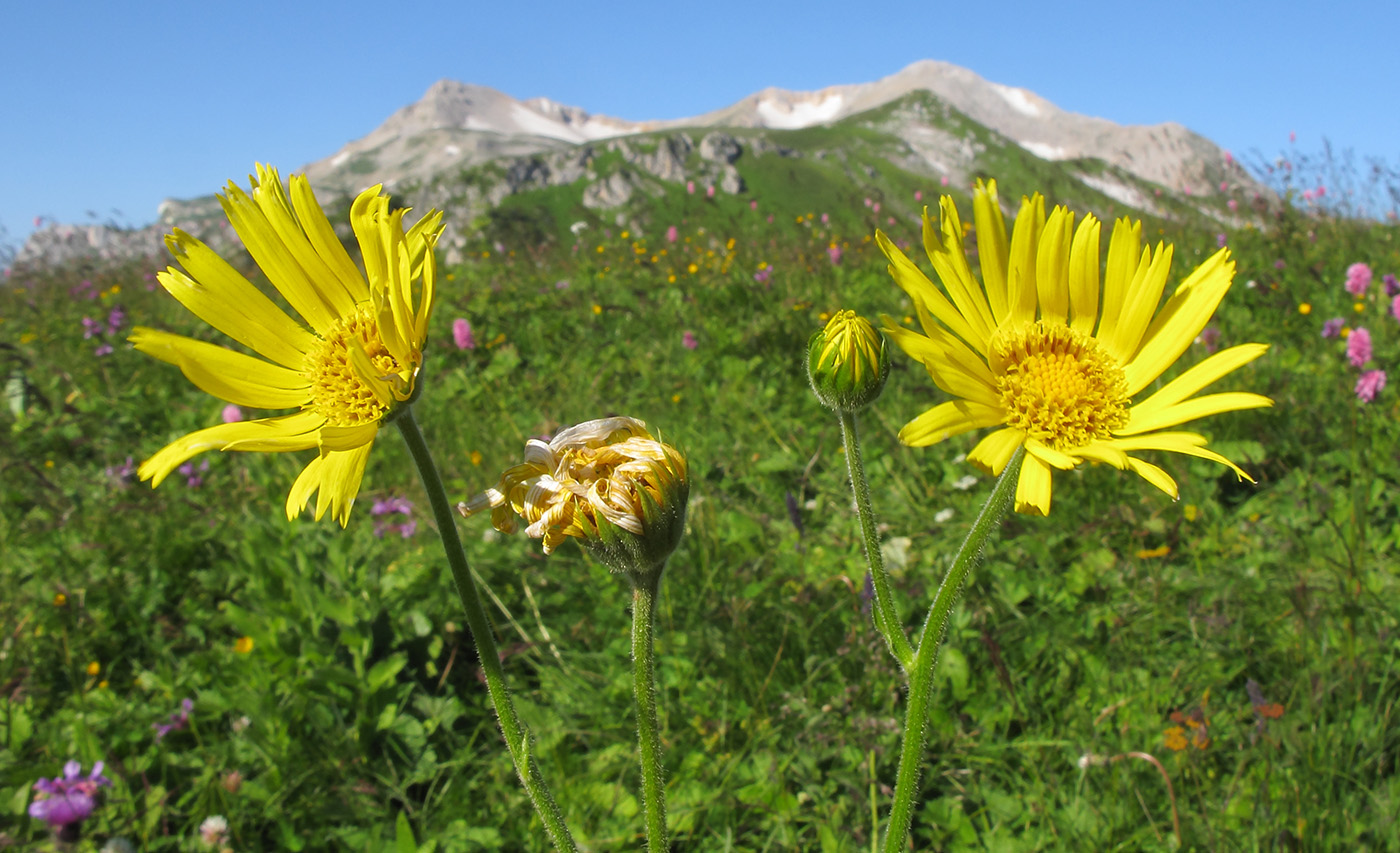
[1348,327,1373,368]
[753,266,772,285]
[1346,262,1373,297]
[827,245,843,266]
[81,317,102,339]
[154,698,194,741]
[178,460,209,488]
[1196,326,1221,353]
[29,760,112,829]
[106,306,125,335]
[451,318,475,350]
[1321,317,1345,338]
[1356,370,1387,403]
[1216,233,1228,248]
[93,344,114,357]
[105,457,136,484]
[1384,273,1399,297]
[372,496,415,539]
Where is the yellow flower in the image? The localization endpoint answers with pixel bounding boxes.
[1354,301,1365,313]
[879,181,1271,515]
[131,164,443,526]
[53,592,67,607]
[460,417,689,569]
[234,636,255,654]
[1135,544,1171,559]
[86,661,101,676]
[1298,302,1312,315]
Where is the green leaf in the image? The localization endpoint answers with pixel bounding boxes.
[396,811,417,853]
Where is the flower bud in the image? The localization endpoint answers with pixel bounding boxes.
[460,417,689,576]
[807,310,889,412]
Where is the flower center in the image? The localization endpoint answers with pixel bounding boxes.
[304,307,401,426]
[992,322,1129,450]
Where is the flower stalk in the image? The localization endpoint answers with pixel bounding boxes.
[882,447,1023,853]
[838,409,913,670]
[630,562,669,850]
[396,407,578,852]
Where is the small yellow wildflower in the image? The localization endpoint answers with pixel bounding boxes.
[86,662,101,676]
[1163,726,1188,751]
[1354,301,1365,313]
[470,450,483,466]
[592,304,603,315]
[234,636,254,654]
[1183,504,1199,522]
[97,680,108,690]
[1135,544,1171,559]
[687,263,698,274]
[44,460,54,469]
[1298,302,1312,315]
[53,592,67,607]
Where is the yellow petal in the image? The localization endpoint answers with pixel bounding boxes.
[1034,206,1073,325]
[1107,241,1174,363]
[286,454,326,521]
[1126,456,1177,498]
[1005,194,1045,325]
[1067,213,1101,336]
[973,180,1010,322]
[1104,431,1254,481]
[968,427,1025,475]
[923,199,994,348]
[139,411,325,486]
[130,327,310,409]
[898,399,1005,447]
[219,184,340,335]
[1120,392,1273,436]
[882,320,999,407]
[312,443,373,527]
[351,187,390,295]
[1097,217,1142,339]
[250,165,361,319]
[1071,441,1131,470]
[1128,344,1270,423]
[1121,249,1236,395]
[289,173,371,304]
[877,230,985,353]
[1024,438,1079,470]
[160,233,316,368]
[1014,453,1053,515]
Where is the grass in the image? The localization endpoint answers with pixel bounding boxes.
[2,174,1399,851]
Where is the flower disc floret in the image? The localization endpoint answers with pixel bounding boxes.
[992,322,1129,450]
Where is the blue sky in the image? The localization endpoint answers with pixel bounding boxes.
[3,0,1395,250]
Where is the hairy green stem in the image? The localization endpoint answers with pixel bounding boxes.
[882,448,1023,853]
[631,564,669,850]
[839,410,915,671]
[396,408,579,852]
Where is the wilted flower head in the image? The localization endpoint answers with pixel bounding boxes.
[1346,262,1373,297]
[1321,317,1345,338]
[459,417,688,572]
[807,310,889,412]
[1348,327,1373,367]
[154,697,194,741]
[1356,369,1386,403]
[29,760,112,830]
[1384,273,1399,296]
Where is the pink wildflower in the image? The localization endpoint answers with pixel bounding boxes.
[682,330,698,350]
[1356,370,1386,402]
[1393,294,1400,323]
[452,318,475,350]
[750,200,758,211]
[940,176,949,186]
[1348,327,1373,367]
[820,213,829,224]
[827,245,843,265]
[686,181,695,194]
[1346,262,1373,297]
[706,185,715,198]
[914,190,923,201]
[1228,199,1238,212]
[665,225,678,243]
[221,404,243,423]
[1217,233,1227,248]
[1321,317,1345,338]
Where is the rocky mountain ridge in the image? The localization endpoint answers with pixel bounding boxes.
[14,59,1254,270]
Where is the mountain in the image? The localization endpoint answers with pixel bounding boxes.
[14,60,1260,269]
